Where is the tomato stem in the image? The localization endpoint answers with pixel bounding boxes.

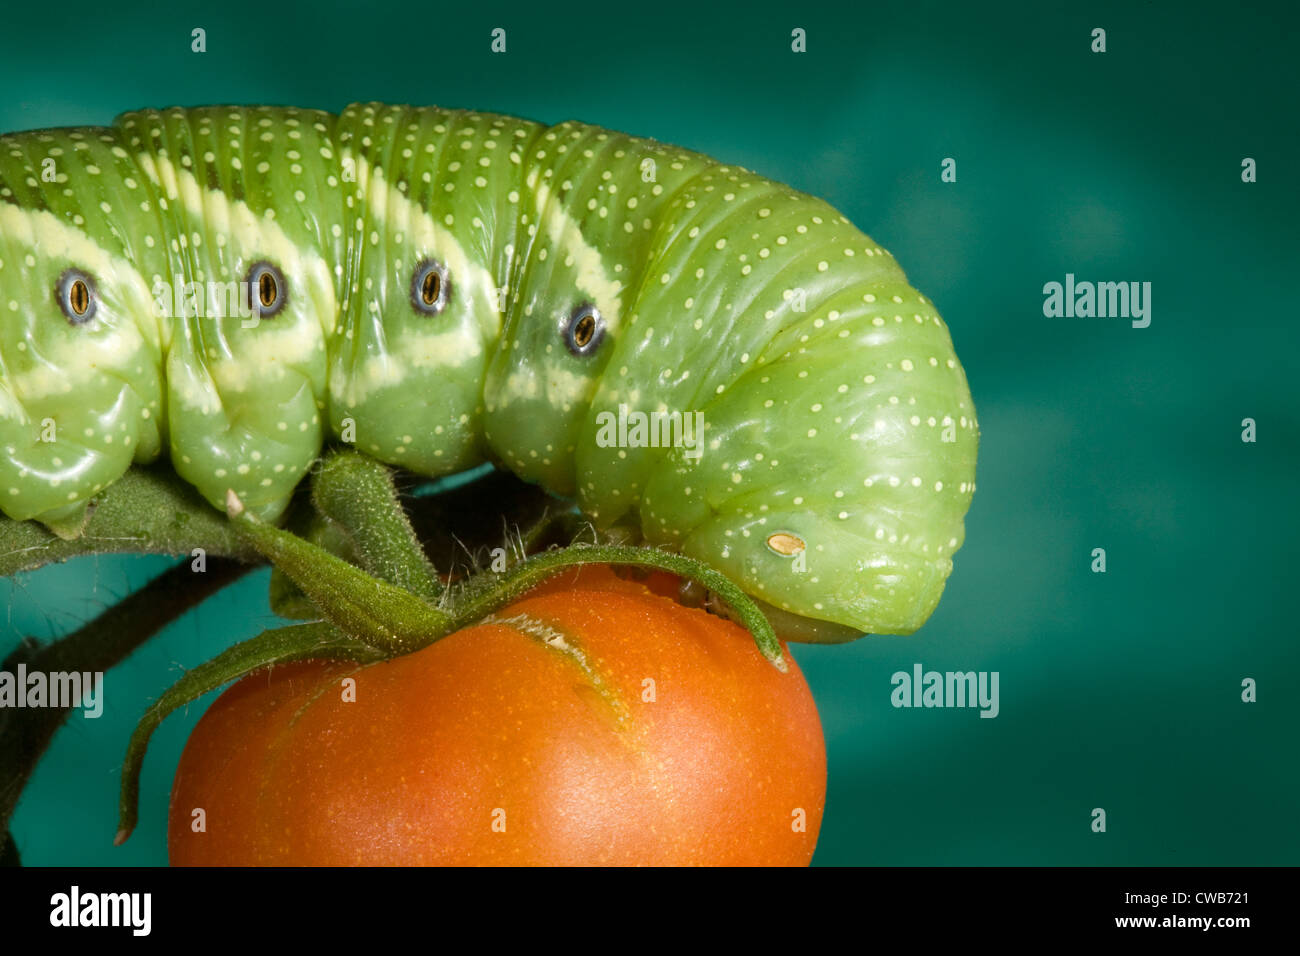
[227,491,451,654]
[267,507,359,619]
[310,448,442,603]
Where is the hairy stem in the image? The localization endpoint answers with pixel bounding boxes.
[267,508,360,621]
[227,492,450,653]
[310,449,440,602]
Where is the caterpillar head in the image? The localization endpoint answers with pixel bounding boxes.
[0,203,163,532]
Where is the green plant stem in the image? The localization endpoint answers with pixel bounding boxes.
[115,621,383,845]
[0,557,252,850]
[310,449,440,602]
[227,493,450,653]
[268,510,359,620]
[0,465,260,577]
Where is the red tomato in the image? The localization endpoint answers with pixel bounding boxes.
[168,565,826,865]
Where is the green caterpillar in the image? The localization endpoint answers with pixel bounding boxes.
[0,103,978,642]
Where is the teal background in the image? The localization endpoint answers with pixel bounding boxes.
[3,0,1296,865]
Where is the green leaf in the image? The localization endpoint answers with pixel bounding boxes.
[0,464,259,578]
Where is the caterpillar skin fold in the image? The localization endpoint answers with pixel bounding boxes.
[0,103,978,642]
